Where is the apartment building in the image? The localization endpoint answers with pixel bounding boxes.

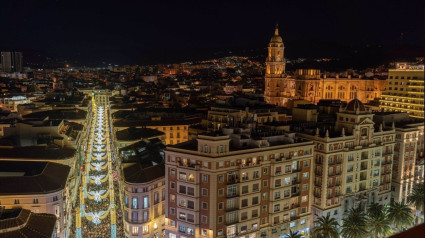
[114,119,199,145]
[373,112,425,203]
[165,128,314,238]
[0,161,70,238]
[380,62,425,119]
[123,163,166,238]
[296,99,395,224]
[206,105,291,132]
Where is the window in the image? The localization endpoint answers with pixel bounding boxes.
[143,197,148,209]
[132,198,138,209]
[187,187,195,196]
[170,194,176,202]
[303,160,309,167]
[179,185,186,194]
[253,171,260,179]
[202,202,208,209]
[33,198,38,204]
[263,168,268,174]
[53,196,58,202]
[170,182,175,189]
[187,200,194,209]
[218,202,224,210]
[14,199,19,204]
[202,216,208,224]
[242,199,248,207]
[132,226,140,235]
[218,175,224,182]
[218,216,223,223]
[252,197,259,205]
[241,212,248,220]
[202,175,208,182]
[170,169,176,176]
[361,128,368,136]
[253,183,260,192]
[242,185,249,194]
[179,212,186,220]
[202,188,208,196]
[218,188,224,196]
[303,172,309,178]
[302,184,308,191]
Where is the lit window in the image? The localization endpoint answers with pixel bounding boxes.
[133,226,140,235]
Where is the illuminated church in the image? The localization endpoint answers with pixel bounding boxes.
[264,25,386,107]
[264,24,295,106]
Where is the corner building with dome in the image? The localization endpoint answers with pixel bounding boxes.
[295,99,395,225]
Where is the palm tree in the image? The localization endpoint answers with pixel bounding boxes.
[367,202,385,218]
[285,229,302,238]
[312,214,340,238]
[367,209,393,238]
[341,208,368,238]
[408,182,425,224]
[388,201,414,231]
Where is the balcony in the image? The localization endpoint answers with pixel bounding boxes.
[291,192,300,198]
[290,216,300,221]
[292,179,301,185]
[227,177,239,185]
[226,192,239,198]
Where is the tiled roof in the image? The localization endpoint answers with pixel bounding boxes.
[123,163,165,184]
[0,209,56,238]
[0,146,75,160]
[0,161,70,195]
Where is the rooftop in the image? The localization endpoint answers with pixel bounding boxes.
[22,109,87,120]
[0,146,75,160]
[116,127,164,141]
[0,161,70,195]
[0,209,57,238]
[113,117,201,127]
[123,163,165,184]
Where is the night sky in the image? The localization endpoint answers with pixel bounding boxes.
[1,0,423,66]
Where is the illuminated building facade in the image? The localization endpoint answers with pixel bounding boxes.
[123,164,166,238]
[264,25,296,107]
[297,99,395,224]
[379,62,425,119]
[206,106,291,132]
[391,122,423,204]
[293,69,387,104]
[164,129,313,238]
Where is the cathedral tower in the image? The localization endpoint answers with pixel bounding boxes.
[266,24,285,75]
[265,24,294,106]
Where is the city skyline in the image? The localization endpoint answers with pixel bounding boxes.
[0,1,424,238]
[1,0,423,66]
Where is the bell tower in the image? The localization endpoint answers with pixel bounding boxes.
[265,23,293,106]
[266,23,285,75]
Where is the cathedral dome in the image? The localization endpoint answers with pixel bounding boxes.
[345,98,366,113]
[270,26,283,43]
